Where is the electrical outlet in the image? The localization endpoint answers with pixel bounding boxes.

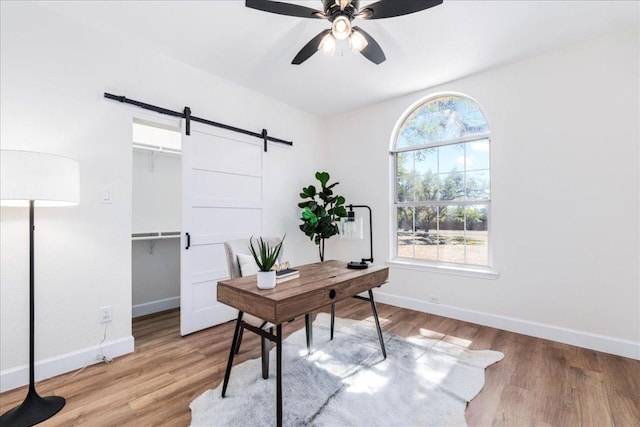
[100,306,113,323]
[427,296,440,304]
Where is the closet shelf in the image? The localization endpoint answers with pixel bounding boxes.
[133,144,180,172]
[132,231,181,241]
[133,144,181,156]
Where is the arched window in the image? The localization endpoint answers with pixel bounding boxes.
[391,94,491,268]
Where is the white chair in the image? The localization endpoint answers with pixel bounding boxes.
[223,237,335,379]
[223,237,282,379]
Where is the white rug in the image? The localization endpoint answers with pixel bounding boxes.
[190,313,503,427]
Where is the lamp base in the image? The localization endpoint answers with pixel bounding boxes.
[0,389,65,427]
[347,261,369,270]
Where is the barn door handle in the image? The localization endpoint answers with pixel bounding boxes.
[185,232,191,250]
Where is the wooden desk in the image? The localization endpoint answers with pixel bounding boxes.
[217,260,389,427]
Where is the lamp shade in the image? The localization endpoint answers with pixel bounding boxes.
[0,150,80,207]
[319,33,336,57]
[339,215,363,240]
[349,30,368,52]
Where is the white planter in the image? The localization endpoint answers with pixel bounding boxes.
[256,270,276,289]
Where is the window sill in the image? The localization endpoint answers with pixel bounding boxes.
[386,259,500,279]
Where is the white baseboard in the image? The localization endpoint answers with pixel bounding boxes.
[375,291,640,360]
[0,335,134,393]
[132,296,180,318]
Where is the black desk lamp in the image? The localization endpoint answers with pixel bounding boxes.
[340,204,373,269]
[0,150,79,426]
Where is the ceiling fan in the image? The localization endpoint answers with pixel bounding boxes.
[246,0,443,65]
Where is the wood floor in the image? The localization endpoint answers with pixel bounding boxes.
[1,299,638,426]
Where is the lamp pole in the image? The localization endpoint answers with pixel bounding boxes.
[0,201,66,426]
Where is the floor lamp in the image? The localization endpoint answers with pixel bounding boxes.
[0,150,80,426]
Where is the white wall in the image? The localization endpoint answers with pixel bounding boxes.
[132,239,180,312]
[132,150,181,233]
[0,1,326,391]
[325,29,640,359]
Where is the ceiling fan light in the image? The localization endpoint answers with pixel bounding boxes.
[332,15,351,40]
[318,33,336,57]
[349,30,368,52]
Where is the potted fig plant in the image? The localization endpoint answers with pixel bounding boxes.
[298,172,348,262]
[249,236,285,289]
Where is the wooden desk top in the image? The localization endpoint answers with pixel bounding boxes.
[217,260,389,324]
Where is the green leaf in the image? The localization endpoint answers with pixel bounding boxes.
[301,207,319,225]
[300,223,315,236]
[301,186,317,199]
[335,196,345,206]
[317,216,332,229]
[298,201,319,211]
[315,171,330,188]
[334,206,348,217]
[301,207,316,220]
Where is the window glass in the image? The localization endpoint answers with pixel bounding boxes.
[392,94,491,268]
[396,96,490,149]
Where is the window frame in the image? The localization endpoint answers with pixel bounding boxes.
[388,93,498,278]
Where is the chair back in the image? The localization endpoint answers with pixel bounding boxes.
[224,237,283,279]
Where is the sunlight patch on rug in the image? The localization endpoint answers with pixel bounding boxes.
[190,313,503,427]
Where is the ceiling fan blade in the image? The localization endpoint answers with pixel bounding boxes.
[246,0,326,19]
[353,26,386,64]
[358,0,443,20]
[292,29,332,65]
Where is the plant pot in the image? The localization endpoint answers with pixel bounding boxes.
[256,271,276,289]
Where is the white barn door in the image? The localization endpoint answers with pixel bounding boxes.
[180,122,263,335]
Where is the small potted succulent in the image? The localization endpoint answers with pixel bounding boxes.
[249,236,285,289]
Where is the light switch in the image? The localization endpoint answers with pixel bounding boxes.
[101,188,113,204]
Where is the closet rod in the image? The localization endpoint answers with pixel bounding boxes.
[104,92,293,152]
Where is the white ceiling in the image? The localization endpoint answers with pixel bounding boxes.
[38,1,638,117]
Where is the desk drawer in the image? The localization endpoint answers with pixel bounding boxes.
[275,268,388,323]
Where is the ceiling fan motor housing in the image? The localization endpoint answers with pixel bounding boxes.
[323,0,359,21]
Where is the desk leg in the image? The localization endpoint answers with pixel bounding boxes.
[221,311,244,397]
[368,290,387,359]
[305,313,313,354]
[330,303,335,340]
[276,323,283,427]
[262,327,272,379]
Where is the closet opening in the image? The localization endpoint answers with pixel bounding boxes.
[131,118,182,336]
